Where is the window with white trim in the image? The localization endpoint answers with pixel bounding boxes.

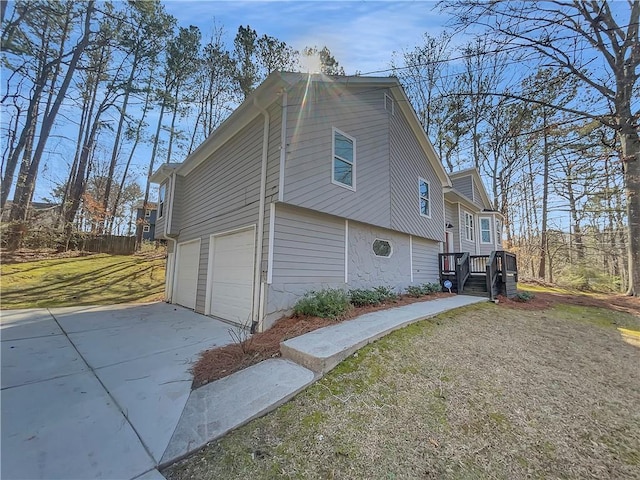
[419,178,430,217]
[145,209,151,217]
[480,217,492,244]
[158,183,166,218]
[372,239,392,257]
[332,128,355,189]
[464,212,474,242]
[143,225,150,233]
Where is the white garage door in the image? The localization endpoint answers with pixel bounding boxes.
[173,240,200,310]
[210,228,255,324]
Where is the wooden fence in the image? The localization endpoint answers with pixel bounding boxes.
[78,235,136,255]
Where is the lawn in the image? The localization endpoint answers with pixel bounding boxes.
[164,301,640,480]
[1,253,165,309]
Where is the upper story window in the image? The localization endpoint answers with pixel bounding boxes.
[332,128,355,190]
[419,178,430,218]
[143,225,150,233]
[480,217,492,244]
[384,93,394,115]
[464,212,474,242]
[158,183,166,218]
[145,209,151,217]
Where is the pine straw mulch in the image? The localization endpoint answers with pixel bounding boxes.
[191,292,454,388]
[497,290,640,317]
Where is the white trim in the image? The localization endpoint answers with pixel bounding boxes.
[331,127,356,191]
[278,90,287,202]
[267,203,275,284]
[464,211,475,243]
[344,219,349,283]
[372,238,393,258]
[173,238,201,309]
[418,177,431,218]
[158,183,166,220]
[143,225,150,232]
[479,216,492,244]
[165,251,175,302]
[204,225,257,317]
[457,203,462,250]
[165,172,177,237]
[409,235,414,283]
[384,92,394,115]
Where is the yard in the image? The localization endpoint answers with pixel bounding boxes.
[0,251,165,309]
[165,299,640,480]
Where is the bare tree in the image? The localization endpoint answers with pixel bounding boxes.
[444,0,640,295]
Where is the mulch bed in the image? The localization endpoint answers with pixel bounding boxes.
[497,291,640,317]
[191,292,454,388]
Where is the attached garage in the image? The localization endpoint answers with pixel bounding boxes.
[173,239,200,310]
[207,227,256,325]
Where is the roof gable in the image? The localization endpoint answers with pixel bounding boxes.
[448,167,494,210]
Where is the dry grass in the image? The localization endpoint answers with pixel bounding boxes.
[164,301,640,480]
[0,252,165,308]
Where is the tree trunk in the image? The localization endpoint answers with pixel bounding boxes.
[537,109,549,280]
[620,130,640,296]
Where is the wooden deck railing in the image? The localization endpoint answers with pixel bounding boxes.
[455,252,470,294]
[439,250,518,298]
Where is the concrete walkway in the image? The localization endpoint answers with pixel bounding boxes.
[1,295,485,479]
[159,295,486,467]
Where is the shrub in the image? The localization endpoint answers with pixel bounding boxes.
[348,286,399,307]
[515,291,535,302]
[406,285,425,298]
[293,289,351,319]
[405,282,442,297]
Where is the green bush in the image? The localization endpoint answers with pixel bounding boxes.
[515,291,535,302]
[348,286,399,307]
[405,282,442,298]
[293,289,351,319]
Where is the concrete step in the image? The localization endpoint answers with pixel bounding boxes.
[281,295,488,374]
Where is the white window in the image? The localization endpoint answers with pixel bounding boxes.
[464,212,474,242]
[419,178,430,217]
[480,217,492,244]
[158,183,166,218]
[332,128,355,190]
[145,209,151,217]
[372,239,392,257]
[143,225,150,233]
[384,93,394,115]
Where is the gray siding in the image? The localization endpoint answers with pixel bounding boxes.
[389,100,444,242]
[451,176,473,201]
[283,85,392,229]
[412,237,440,284]
[175,108,280,313]
[472,178,483,207]
[348,221,411,291]
[266,204,346,327]
[444,201,460,252]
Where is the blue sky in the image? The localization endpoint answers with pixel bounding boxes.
[162,0,448,75]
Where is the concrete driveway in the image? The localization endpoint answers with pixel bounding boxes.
[1,302,234,480]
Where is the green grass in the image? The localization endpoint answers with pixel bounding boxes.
[1,254,165,309]
[164,302,640,480]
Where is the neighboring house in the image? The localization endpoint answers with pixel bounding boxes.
[151,72,516,332]
[135,202,157,241]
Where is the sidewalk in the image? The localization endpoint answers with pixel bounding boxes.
[160,295,487,467]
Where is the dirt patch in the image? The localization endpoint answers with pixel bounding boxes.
[498,291,640,317]
[192,292,454,388]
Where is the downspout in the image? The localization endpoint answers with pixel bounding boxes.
[278,90,288,202]
[165,172,177,303]
[252,98,270,333]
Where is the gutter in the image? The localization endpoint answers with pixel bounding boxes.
[252,98,270,333]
